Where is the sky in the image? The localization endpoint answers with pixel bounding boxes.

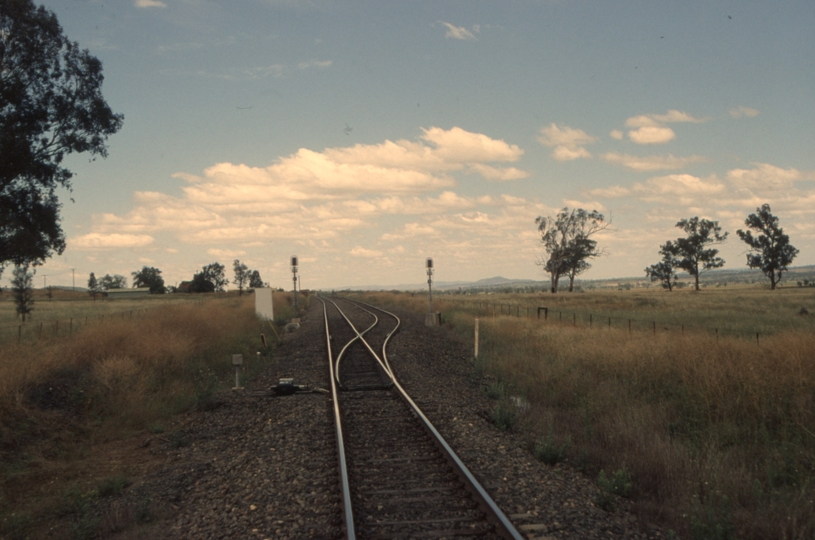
[18,0,815,290]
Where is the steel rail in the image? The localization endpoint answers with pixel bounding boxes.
[342,298,525,540]
[325,297,394,384]
[316,297,356,539]
[334,306,380,387]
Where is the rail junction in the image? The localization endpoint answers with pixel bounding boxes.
[319,296,524,540]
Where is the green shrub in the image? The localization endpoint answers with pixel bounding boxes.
[596,467,632,511]
[96,475,130,498]
[533,433,570,465]
[484,379,507,400]
[491,399,518,431]
[690,494,736,540]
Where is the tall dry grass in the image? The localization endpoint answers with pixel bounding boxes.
[361,290,815,539]
[0,295,267,450]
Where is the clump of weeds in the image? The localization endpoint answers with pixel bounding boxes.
[596,467,632,511]
[533,432,571,465]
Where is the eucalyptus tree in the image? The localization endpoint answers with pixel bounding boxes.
[1,0,123,266]
[535,208,609,293]
[645,252,678,291]
[662,217,728,291]
[737,204,798,290]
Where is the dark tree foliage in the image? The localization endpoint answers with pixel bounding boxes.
[11,262,34,321]
[248,269,264,289]
[662,217,728,291]
[736,204,799,290]
[87,271,100,300]
[0,0,123,266]
[188,262,226,293]
[98,273,126,290]
[535,208,609,293]
[645,251,678,291]
[233,259,249,295]
[188,272,215,293]
[131,266,165,294]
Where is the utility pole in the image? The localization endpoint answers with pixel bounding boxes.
[425,257,436,326]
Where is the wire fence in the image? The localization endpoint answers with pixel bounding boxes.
[440,298,787,344]
[0,308,151,344]
[0,297,218,345]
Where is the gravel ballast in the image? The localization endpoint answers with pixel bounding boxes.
[101,300,671,539]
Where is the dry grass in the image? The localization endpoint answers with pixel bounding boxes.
[0,292,285,539]
[356,289,815,540]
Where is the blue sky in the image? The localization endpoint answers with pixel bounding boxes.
[24,0,815,290]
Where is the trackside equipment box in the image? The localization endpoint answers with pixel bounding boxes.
[255,287,274,320]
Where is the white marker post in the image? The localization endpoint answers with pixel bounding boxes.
[474,318,479,360]
[232,354,244,390]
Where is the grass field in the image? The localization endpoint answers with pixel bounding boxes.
[356,286,815,540]
[0,290,299,539]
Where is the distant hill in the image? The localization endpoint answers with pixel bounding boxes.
[335,265,815,293]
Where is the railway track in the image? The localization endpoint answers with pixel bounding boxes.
[319,296,524,540]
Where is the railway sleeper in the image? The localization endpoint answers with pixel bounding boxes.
[365,527,501,540]
[362,496,479,512]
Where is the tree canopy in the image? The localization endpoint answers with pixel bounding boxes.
[736,204,798,290]
[87,272,101,299]
[645,251,678,291]
[249,270,264,289]
[189,262,226,293]
[661,217,728,291]
[0,0,123,266]
[535,208,609,293]
[131,266,165,294]
[233,259,249,295]
[11,263,34,321]
[98,273,127,290]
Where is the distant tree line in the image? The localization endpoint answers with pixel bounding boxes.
[535,203,801,293]
[644,204,798,291]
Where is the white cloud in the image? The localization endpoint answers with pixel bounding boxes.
[538,123,597,161]
[628,126,676,145]
[135,0,167,8]
[349,246,383,258]
[297,60,332,70]
[649,110,707,124]
[632,174,726,198]
[207,248,246,258]
[609,130,624,140]
[552,146,592,161]
[81,127,532,259]
[469,164,529,181]
[601,152,708,171]
[623,110,705,145]
[729,106,760,119]
[587,185,631,198]
[439,22,478,40]
[727,163,815,191]
[72,233,155,250]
